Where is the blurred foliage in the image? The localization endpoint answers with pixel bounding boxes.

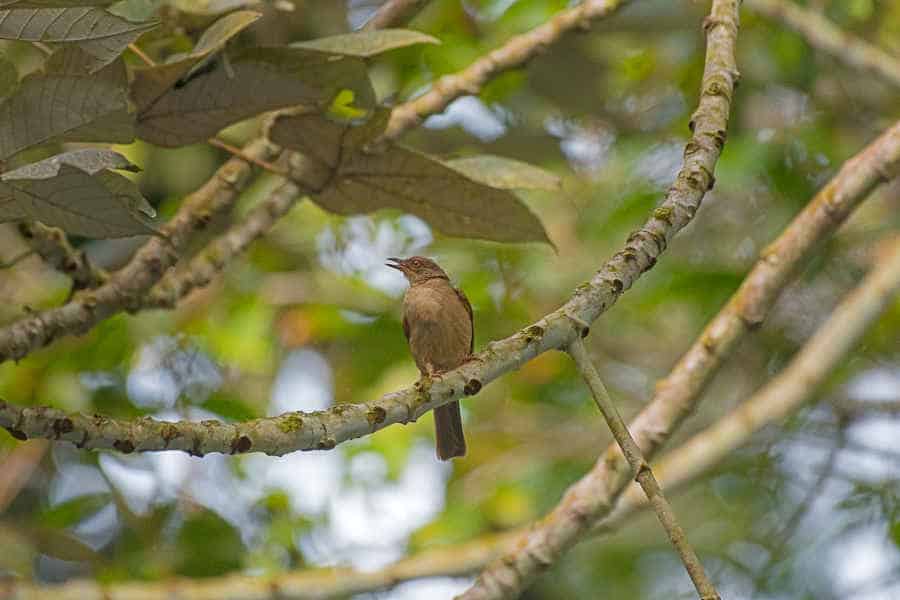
[0,0,899,598]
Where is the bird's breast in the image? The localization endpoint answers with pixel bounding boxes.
[402,281,472,372]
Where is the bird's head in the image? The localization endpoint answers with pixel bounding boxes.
[386,256,449,285]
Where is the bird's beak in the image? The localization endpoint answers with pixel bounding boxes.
[385,257,404,271]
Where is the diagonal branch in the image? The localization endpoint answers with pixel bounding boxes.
[567,337,719,600]
[144,180,302,309]
[0,0,740,457]
[747,0,900,89]
[383,0,634,141]
[601,236,900,533]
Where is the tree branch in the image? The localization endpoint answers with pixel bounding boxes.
[17,222,109,292]
[0,138,278,364]
[566,338,719,600]
[383,0,634,141]
[144,180,302,309]
[602,236,900,532]
[747,0,900,89]
[0,0,740,459]
[3,532,515,600]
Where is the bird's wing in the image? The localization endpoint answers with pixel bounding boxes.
[454,286,475,354]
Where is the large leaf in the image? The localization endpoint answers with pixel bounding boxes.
[291,29,440,57]
[446,155,561,191]
[136,46,374,147]
[130,10,261,110]
[0,150,157,238]
[0,7,158,72]
[0,46,133,160]
[268,112,551,245]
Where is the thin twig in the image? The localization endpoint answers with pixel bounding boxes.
[31,41,52,56]
[567,337,720,600]
[208,137,288,176]
[128,42,156,67]
[747,0,900,89]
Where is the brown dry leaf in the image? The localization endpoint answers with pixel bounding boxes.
[0,6,158,72]
[130,10,261,110]
[0,150,157,238]
[136,47,374,147]
[268,111,552,245]
[0,46,133,160]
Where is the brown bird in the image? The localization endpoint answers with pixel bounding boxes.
[387,256,472,460]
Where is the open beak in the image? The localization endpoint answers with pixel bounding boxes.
[385,257,404,271]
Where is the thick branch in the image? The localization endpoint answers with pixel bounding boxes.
[2,532,514,600]
[383,0,633,141]
[17,222,108,291]
[747,0,900,89]
[0,0,739,458]
[603,237,900,530]
[566,338,719,600]
[0,138,277,364]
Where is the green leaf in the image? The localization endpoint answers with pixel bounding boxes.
[39,493,111,529]
[136,47,374,147]
[269,111,552,245]
[291,28,440,57]
[30,526,98,561]
[0,47,133,160]
[130,10,261,110]
[446,155,561,191]
[0,156,158,238]
[175,511,243,577]
[0,7,158,72]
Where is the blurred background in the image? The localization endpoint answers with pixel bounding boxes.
[1,0,899,598]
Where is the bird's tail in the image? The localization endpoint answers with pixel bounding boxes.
[434,401,466,460]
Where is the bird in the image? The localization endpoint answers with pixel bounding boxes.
[386,256,473,460]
